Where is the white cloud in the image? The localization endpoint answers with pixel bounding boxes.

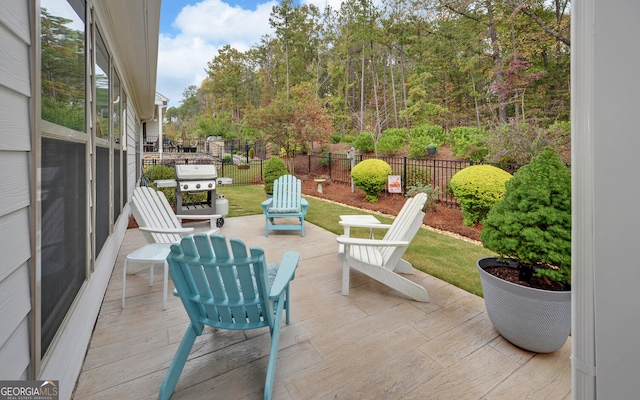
[156,0,276,107]
[155,0,346,108]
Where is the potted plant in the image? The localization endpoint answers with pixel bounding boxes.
[263,156,289,197]
[426,143,438,155]
[478,148,571,353]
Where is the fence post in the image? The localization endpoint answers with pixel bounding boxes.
[403,157,407,194]
[348,147,355,192]
[328,153,332,179]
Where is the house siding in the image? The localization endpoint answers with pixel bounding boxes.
[0,0,159,396]
[0,0,32,382]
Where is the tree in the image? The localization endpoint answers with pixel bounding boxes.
[246,82,333,169]
[203,45,253,121]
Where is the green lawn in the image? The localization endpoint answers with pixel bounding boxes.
[218,184,494,296]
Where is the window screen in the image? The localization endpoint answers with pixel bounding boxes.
[41,138,87,357]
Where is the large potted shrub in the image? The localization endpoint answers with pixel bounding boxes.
[478,148,571,353]
[263,156,289,197]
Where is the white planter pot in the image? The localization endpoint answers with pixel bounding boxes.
[477,257,571,353]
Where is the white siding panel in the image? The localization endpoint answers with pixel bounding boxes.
[0,0,30,44]
[0,151,30,216]
[0,318,30,379]
[0,22,30,96]
[0,209,30,282]
[0,85,30,150]
[0,264,31,348]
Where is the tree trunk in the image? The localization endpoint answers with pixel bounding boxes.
[486,0,507,123]
[400,50,410,129]
[390,49,399,128]
[360,45,366,132]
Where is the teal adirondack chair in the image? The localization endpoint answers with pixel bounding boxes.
[158,233,299,400]
[261,174,309,236]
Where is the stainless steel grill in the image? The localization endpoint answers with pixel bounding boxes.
[174,164,219,220]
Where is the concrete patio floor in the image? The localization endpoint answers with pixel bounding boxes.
[73,215,571,399]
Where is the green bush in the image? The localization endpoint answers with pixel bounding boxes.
[480,148,571,287]
[411,124,445,143]
[449,126,489,161]
[405,182,440,213]
[449,165,512,226]
[377,133,406,156]
[330,134,342,143]
[343,134,356,144]
[143,164,177,204]
[144,164,174,181]
[381,128,409,141]
[351,159,392,202]
[263,156,289,194]
[409,136,439,158]
[484,122,570,165]
[353,132,375,153]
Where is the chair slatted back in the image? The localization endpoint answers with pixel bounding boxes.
[379,193,427,265]
[168,233,273,332]
[271,175,302,211]
[131,186,183,244]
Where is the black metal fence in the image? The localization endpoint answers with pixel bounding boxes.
[293,152,524,207]
[143,153,525,208]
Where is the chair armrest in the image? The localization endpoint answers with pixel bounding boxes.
[261,198,273,212]
[139,226,194,235]
[175,214,222,220]
[338,221,392,230]
[300,198,309,214]
[269,251,300,299]
[336,236,410,247]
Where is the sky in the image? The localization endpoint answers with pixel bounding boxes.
[157,0,339,108]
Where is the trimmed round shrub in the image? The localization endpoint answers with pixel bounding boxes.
[263,156,289,194]
[480,148,571,286]
[351,159,392,202]
[449,165,512,226]
[353,132,375,153]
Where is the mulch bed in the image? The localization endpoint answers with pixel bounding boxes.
[299,178,483,242]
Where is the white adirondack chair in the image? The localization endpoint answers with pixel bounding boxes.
[123,186,220,309]
[132,186,221,243]
[336,192,429,302]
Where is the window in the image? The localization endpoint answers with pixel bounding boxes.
[94,28,110,254]
[40,138,87,357]
[39,0,87,359]
[41,0,85,131]
[95,28,109,140]
[113,72,122,221]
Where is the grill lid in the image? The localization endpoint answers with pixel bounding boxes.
[175,164,218,180]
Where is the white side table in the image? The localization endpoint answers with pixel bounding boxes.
[122,243,172,310]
